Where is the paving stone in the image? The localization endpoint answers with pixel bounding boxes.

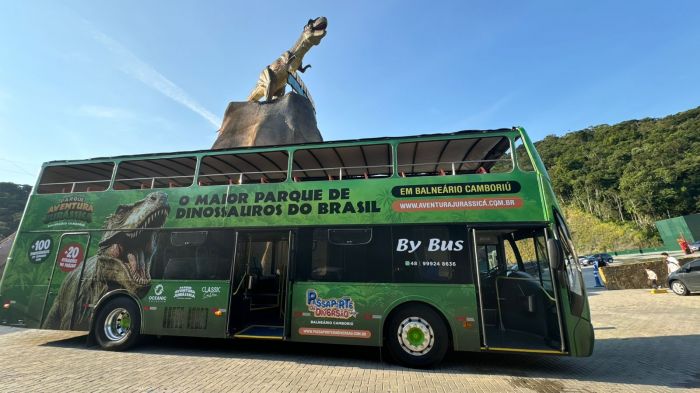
[0,287,698,392]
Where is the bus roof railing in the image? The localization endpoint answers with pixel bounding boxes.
[291,164,392,181]
[35,129,528,194]
[199,169,288,185]
[43,128,517,166]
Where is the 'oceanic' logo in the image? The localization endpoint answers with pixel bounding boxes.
[306,289,357,319]
[148,284,166,302]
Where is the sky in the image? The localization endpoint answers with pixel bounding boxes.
[1,1,699,185]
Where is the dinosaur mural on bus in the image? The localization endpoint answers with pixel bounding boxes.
[43,192,170,329]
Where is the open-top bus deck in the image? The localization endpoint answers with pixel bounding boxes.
[0,127,593,367]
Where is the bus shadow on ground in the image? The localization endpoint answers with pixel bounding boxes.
[40,333,700,389]
[439,336,700,389]
[40,334,87,348]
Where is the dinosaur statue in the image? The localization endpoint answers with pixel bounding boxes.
[247,16,327,102]
[43,192,170,330]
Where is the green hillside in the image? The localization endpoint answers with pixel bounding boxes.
[0,183,31,239]
[562,206,656,254]
[535,106,700,246]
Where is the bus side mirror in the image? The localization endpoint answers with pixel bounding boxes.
[547,238,563,270]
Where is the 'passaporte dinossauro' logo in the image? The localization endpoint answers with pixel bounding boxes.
[44,196,94,227]
[306,289,357,319]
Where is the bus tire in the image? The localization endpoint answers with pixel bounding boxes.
[386,304,449,368]
[94,297,141,351]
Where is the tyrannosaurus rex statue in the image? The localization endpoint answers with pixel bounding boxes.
[247,17,327,102]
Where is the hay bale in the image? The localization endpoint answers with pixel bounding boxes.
[599,256,696,290]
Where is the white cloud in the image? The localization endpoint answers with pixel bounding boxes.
[90,29,221,129]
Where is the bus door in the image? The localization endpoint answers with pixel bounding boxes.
[229,230,291,340]
[552,211,594,357]
[40,233,91,329]
[472,228,564,354]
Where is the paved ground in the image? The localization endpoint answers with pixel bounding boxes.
[1,282,698,392]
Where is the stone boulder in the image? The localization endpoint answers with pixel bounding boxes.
[212,93,323,149]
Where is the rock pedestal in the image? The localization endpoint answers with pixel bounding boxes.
[212,93,323,149]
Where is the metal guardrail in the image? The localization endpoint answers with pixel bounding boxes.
[397,158,512,175]
[37,179,111,193]
[291,164,392,180]
[198,170,287,184]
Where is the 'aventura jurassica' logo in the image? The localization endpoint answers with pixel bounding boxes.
[174,286,196,300]
[44,196,94,227]
[306,289,357,319]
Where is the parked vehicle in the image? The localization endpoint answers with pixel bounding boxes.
[585,256,603,266]
[588,253,613,266]
[668,259,700,295]
[689,240,700,253]
[578,256,589,265]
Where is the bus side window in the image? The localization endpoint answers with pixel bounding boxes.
[476,244,499,273]
[114,157,196,190]
[396,137,512,177]
[150,230,235,281]
[503,240,520,272]
[504,229,553,293]
[514,136,535,172]
[295,227,392,283]
[554,210,585,317]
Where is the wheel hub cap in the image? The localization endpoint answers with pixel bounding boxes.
[397,317,435,356]
[104,308,132,343]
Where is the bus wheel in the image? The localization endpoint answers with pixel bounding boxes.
[386,304,448,368]
[94,297,141,351]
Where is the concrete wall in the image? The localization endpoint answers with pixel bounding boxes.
[599,256,696,290]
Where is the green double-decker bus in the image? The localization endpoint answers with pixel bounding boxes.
[0,127,593,367]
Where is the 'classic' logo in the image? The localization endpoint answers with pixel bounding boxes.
[201,286,221,299]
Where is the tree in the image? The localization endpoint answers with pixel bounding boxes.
[535,106,700,244]
[0,182,32,238]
